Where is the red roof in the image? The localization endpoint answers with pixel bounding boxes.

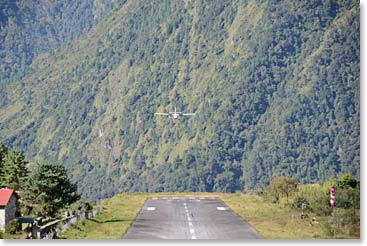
[0,188,14,206]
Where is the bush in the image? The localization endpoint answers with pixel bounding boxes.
[322,208,360,238]
[266,176,298,203]
[336,174,358,189]
[69,200,94,213]
[294,184,333,216]
[292,196,309,210]
[5,219,20,234]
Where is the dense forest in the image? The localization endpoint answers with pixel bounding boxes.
[0,0,359,201]
[0,0,122,82]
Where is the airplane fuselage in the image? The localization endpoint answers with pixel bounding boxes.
[155,106,195,119]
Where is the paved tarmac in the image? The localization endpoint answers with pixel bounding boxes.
[123,197,263,240]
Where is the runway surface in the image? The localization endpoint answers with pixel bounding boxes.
[123,197,263,240]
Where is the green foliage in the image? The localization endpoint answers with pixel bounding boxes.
[5,219,20,234]
[23,163,80,218]
[0,142,29,190]
[0,142,8,181]
[259,175,359,238]
[292,196,309,210]
[291,173,359,217]
[266,176,297,203]
[0,0,360,201]
[335,173,358,189]
[296,185,333,216]
[331,173,360,209]
[322,208,360,238]
[0,0,122,83]
[1,150,28,190]
[70,200,94,213]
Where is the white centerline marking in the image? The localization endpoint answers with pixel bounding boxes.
[184,203,196,239]
[147,207,156,211]
[216,207,228,211]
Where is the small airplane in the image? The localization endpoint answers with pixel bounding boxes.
[155,107,195,119]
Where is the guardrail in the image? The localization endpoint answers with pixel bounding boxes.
[32,208,101,239]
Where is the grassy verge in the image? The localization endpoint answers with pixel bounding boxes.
[221,193,328,239]
[60,192,358,239]
[59,193,147,239]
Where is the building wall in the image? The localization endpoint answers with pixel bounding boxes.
[0,195,17,231]
[0,207,5,231]
[5,195,17,224]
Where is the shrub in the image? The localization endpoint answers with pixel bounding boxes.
[5,219,20,234]
[292,196,309,211]
[336,173,358,189]
[322,208,360,238]
[266,176,298,203]
[294,184,332,216]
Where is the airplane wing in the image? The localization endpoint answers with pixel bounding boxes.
[182,113,195,116]
[155,113,169,115]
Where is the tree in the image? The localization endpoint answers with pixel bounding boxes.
[267,176,298,203]
[0,142,8,182]
[2,149,29,190]
[24,163,80,218]
[336,173,358,189]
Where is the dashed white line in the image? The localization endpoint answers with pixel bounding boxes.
[147,207,156,211]
[184,205,196,240]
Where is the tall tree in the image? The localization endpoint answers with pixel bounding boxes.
[2,149,28,190]
[0,142,8,182]
[24,163,80,218]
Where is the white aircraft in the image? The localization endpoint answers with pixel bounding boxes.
[155,107,195,119]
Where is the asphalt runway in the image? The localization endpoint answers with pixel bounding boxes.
[123,197,263,240]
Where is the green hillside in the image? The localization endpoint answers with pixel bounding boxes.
[0,0,360,201]
[0,0,122,83]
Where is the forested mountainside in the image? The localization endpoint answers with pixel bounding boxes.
[0,0,122,83]
[0,0,359,201]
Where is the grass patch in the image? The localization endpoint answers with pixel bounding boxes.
[221,193,330,239]
[60,193,147,239]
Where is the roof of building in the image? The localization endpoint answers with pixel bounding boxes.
[0,188,15,206]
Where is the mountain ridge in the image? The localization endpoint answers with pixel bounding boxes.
[0,0,360,200]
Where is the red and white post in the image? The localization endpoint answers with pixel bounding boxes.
[330,186,335,207]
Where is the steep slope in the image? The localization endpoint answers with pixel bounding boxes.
[0,0,122,83]
[0,0,359,200]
